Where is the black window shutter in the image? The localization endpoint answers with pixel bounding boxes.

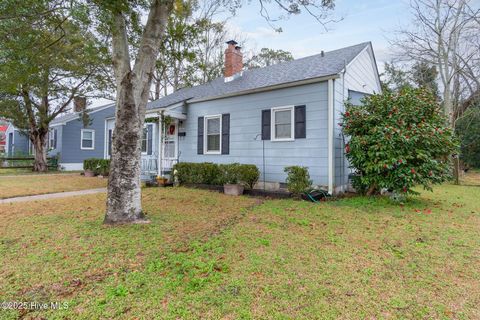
[197,117,204,154]
[261,109,271,140]
[147,124,153,155]
[53,129,57,149]
[108,129,112,156]
[295,105,306,139]
[221,113,230,154]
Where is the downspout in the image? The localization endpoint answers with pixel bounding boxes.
[341,59,347,193]
[328,79,334,195]
[157,111,164,177]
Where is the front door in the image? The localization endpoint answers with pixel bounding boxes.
[161,120,178,173]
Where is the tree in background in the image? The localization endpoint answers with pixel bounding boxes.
[152,0,199,99]
[392,0,479,124]
[411,61,439,98]
[456,106,480,168]
[382,61,439,99]
[342,87,458,196]
[381,62,411,92]
[246,48,294,69]
[0,0,110,171]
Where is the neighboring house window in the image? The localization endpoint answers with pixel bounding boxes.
[204,115,221,154]
[48,129,57,149]
[271,106,294,141]
[141,124,153,155]
[81,129,95,150]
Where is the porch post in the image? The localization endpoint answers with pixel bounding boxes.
[157,111,163,177]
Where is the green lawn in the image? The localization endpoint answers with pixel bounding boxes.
[0,176,479,319]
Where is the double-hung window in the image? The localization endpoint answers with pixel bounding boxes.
[141,124,153,154]
[48,129,57,149]
[81,129,95,150]
[271,106,294,141]
[204,115,221,154]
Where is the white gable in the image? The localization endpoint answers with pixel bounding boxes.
[344,45,381,94]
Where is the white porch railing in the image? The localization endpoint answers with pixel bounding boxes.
[141,154,158,176]
[140,153,178,177]
[160,159,178,174]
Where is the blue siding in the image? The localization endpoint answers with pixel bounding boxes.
[13,130,30,155]
[59,106,115,163]
[180,82,329,186]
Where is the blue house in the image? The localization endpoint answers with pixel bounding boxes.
[46,41,380,194]
[4,123,31,156]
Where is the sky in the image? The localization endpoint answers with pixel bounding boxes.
[221,0,411,72]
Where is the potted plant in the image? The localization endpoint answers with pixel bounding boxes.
[83,159,96,177]
[156,176,168,186]
[222,163,244,196]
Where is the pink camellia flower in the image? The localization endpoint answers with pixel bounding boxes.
[411,168,416,174]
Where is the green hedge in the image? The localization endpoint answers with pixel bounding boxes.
[173,162,260,189]
[83,158,110,176]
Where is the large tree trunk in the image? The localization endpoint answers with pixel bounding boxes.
[32,133,48,172]
[104,73,146,224]
[104,1,170,225]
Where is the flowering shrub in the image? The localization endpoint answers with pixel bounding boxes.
[341,87,458,195]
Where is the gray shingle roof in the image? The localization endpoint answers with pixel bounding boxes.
[147,42,370,110]
[51,103,115,125]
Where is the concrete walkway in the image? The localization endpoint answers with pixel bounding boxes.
[0,188,107,204]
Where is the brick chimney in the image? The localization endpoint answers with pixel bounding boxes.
[224,40,243,79]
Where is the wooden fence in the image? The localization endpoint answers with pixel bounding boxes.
[0,157,58,169]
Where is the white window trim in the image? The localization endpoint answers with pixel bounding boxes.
[80,129,95,150]
[271,105,295,142]
[48,129,56,150]
[204,114,222,154]
[141,123,154,155]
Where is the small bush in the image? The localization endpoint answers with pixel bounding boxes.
[237,164,260,189]
[284,166,312,195]
[83,158,110,176]
[173,162,260,187]
[173,162,222,185]
[219,163,241,184]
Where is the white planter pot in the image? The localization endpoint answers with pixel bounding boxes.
[223,184,244,196]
